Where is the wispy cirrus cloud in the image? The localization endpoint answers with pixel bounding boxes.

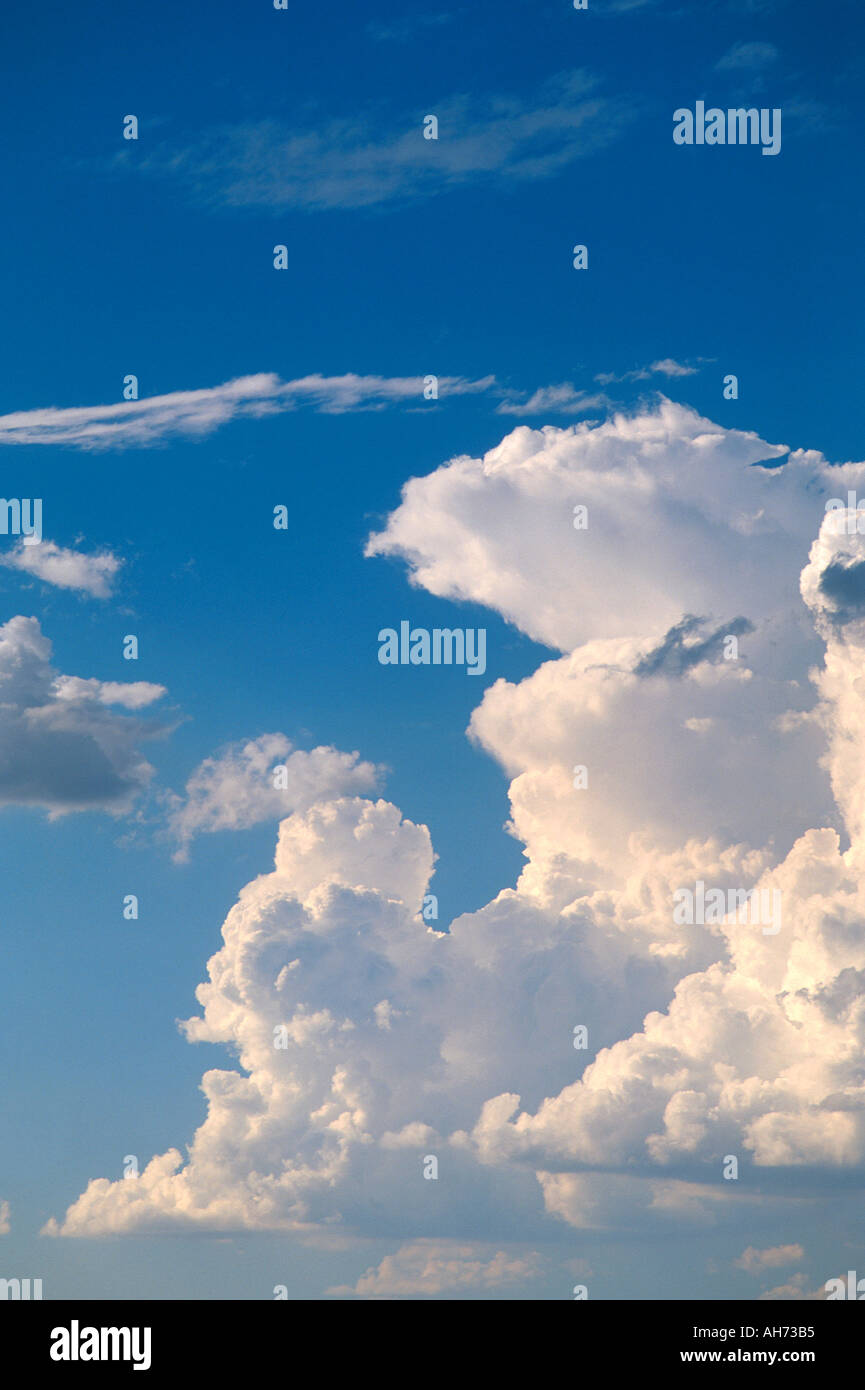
[0,369,649,451]
[367,11,456,42]
[595,357,700,386]
[716,40,779,70]
[597,0,788,16]
[118,71,634,213]
[0,372,495,451]
[496,384,610,417]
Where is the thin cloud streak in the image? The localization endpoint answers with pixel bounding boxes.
[0,372,496,450]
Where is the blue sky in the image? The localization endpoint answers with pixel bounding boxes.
[1,0,865,1300]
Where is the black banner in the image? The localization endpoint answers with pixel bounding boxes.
[2,1299,860,1376]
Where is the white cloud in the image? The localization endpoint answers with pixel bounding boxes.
[1,539,121,597]
[44,797,438,1236]
[595,359,699,385]
[167,734,382,861]
[759,1273,827,1301]
[0,1201,9,1235]
[365,398,800,653]
[736,1244,804,1273]
[0,373,495,451]
[45,404,865,1265]
[0,616,167,815]
[496,385,609,417]
[53,676,167,710]
[650,358,700,377]
[455,502,865,1189]
[326,1240,542,1298]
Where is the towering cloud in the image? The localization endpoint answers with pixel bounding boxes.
[46,406,865,1296]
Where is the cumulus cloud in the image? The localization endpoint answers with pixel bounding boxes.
[1,539,121,597]
[326,1240,542,1298]
[758,1273,827,1300]
[44,797,438,1236]
[121,71,632,213]
[366,398,802,652]
[167,734,382,861]
[454,496,865,1192]
[735,1244,804,1273]
[45,404,865,1284]
[0,1201,9,1235]
[0,373,495,451]
[0,616,168,816]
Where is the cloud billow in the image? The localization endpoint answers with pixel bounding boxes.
[0,616,167,816]
[44,404,865,1300]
